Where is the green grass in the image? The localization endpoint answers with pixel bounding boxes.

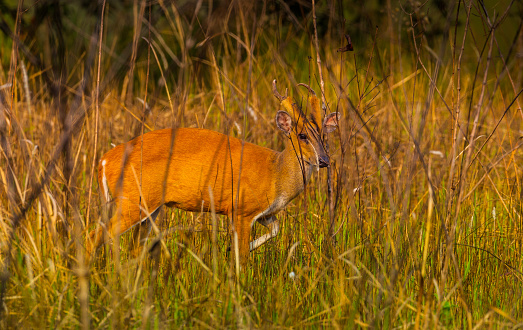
[1,0,523,328]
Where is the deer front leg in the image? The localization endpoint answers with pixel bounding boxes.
[232,217,252,268]
[249,216,279,251]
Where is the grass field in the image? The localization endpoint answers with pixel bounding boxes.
[1,0,523,328]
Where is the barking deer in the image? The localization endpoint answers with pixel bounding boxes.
[87,80,339,266]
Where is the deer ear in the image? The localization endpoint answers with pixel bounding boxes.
[276,111,293,136]
[323,112,340,133]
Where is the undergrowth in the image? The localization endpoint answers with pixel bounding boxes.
[1,0,523,328]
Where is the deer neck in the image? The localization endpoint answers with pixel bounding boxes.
[275,142,314,201]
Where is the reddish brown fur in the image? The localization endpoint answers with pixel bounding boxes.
[87,83,339,266]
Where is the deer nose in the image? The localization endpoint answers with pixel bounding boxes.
[319,155,329,168]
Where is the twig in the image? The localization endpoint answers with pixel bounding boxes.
[312,0,337,246]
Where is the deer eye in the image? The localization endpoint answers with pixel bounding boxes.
[298,133,308,141]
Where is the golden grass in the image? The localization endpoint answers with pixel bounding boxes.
[1,0,523,328]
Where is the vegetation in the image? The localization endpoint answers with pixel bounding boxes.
[1,0,522,327]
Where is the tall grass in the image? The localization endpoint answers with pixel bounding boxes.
[1,0,522,327]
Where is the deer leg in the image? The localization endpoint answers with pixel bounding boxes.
[86,199,141,262]
[232,217,252,268]
[249,216,279,251]
[130,205,162,257]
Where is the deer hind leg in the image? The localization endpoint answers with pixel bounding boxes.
[86,198,142,261]
[129,205,162,258]
[249,216,279,251]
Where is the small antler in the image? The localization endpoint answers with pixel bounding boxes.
[297,83,322,132]
[297,83,316,96]
[272,79,287,102]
